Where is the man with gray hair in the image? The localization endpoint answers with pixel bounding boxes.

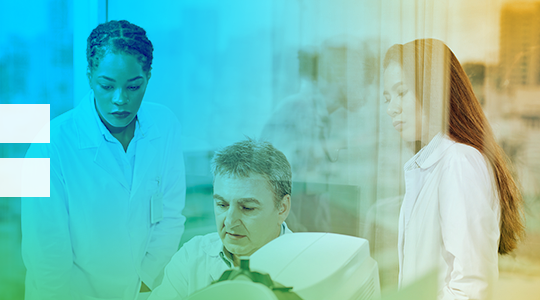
[149,139,292,300]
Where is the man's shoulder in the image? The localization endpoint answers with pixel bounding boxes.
[179,232,221,256]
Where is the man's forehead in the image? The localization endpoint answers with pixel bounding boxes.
[213,173,273,201]
[214,173,270,185]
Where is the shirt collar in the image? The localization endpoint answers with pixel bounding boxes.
[404,133,456,171]
[90,94,126,143]
[75,90,154,148]
[206,222,292,265]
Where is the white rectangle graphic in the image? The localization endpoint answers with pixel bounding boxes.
[0,158,50,197]
[0,104,50,143]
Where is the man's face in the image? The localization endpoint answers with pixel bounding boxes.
[213,173,289,258]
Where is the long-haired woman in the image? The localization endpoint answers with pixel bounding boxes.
[382,38,524,299]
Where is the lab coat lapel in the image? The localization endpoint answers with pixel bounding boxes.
[398,136,454,287]
[398,136,450,286]
[402,169,422,229]
[131,136,158,196]
[398,168,421,287]
[402,136,454,228]
[130,103,161,196]
[419,136,455,169]
[94,141,130,191]
[402,135,455,229]
[75,90,130,191]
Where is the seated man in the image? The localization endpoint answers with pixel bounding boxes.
[149,139,292,300]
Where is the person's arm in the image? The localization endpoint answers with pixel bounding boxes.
[140,120,187,289]
[148,242,194,300]
[22,143,73,300]
[438,147,500,300]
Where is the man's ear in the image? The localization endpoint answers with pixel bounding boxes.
[278,194,291,223]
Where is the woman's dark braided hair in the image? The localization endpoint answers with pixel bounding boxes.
[86,20,154,73]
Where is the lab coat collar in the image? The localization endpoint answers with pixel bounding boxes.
[419,134,455,169]
[73,90,162,192]
[74,90,160,149]
[405,133,456,171]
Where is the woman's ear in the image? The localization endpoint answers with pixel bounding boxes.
[86,68,92,85]
[278,194,291,223]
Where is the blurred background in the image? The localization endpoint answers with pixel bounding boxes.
[1,0,539,299]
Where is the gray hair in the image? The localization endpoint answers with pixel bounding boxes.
[211,138,292,207]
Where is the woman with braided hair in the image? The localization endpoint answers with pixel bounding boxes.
[22,20,186,300]
[382,39,524,299]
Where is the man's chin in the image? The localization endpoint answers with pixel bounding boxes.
[224,243,253,257]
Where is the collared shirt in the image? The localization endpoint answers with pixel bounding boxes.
[218,222,290,268]
[148,223,292,300]
[404,133,445,171]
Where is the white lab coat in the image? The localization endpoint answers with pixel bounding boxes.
[22,91,186,300]
[398,134,501,300]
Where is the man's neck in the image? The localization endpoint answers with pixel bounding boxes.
[229,225,282,267]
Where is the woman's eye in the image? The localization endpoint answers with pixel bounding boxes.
[383,96,391,104]
[100,85,113,90]
[128,86,141,91]
[398,90,408,97]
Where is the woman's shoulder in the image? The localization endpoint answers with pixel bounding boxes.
[50,109,78,136]
[445,140,487,167]
[25,109,78,159]
[438,139,492,185]
[420,135,484,170]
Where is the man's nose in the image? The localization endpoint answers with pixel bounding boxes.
[112,88,129,105]
[224,206,242,228]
